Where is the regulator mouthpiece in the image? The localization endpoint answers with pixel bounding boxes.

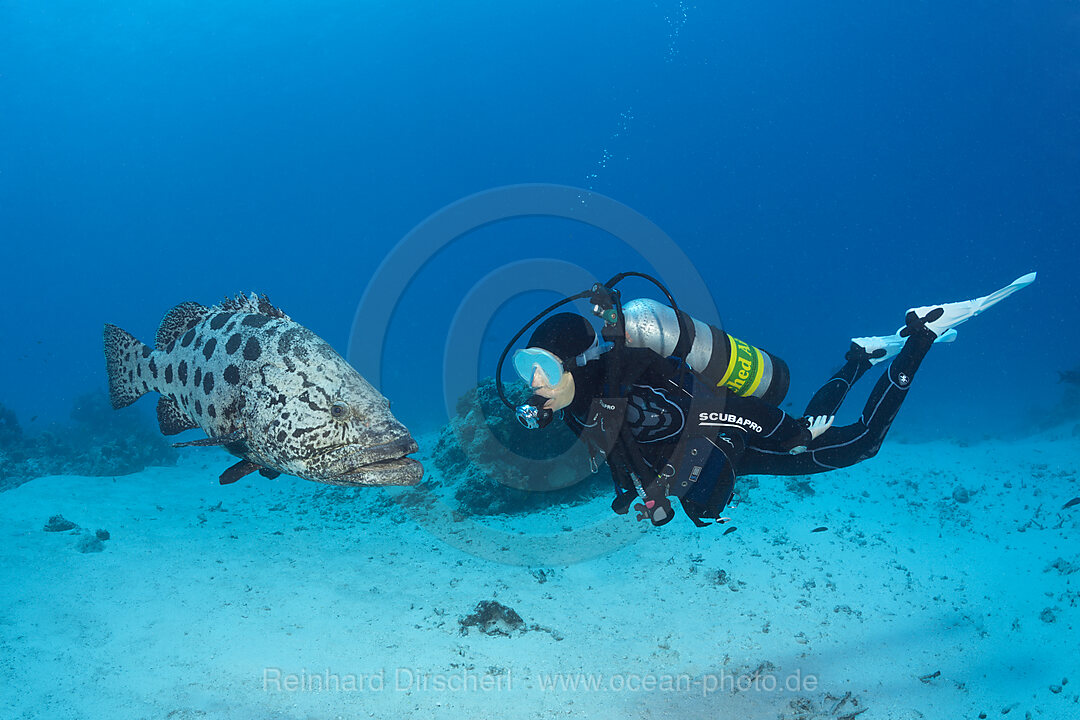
[516,395,554,430]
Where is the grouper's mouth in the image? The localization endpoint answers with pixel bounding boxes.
[334,456,424,486]
[324,436,424,487]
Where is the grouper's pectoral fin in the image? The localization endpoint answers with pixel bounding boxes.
[171,431,275,485]
[172,430,247,452]
[219,460,261,485]
[219,461,281,484]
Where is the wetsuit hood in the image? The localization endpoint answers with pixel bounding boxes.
[527,313,596,364]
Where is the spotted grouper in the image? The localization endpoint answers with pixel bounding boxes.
[103,293,423,487]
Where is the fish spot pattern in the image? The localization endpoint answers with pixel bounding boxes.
[209,313,233,330]
[224,365,240,385]
[243,337,261,362]
[241,315,270,328]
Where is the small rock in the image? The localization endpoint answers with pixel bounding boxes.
[952,486,970,504]
[43,514,77,532]
[1049,684,1062,694]
[1039,608,1056,624]
[95,529,111,541]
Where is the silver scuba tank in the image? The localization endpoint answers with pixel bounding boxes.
[621,298,790,405]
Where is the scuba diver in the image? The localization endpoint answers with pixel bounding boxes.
[497,271,1036,527]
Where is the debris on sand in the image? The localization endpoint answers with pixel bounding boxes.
[459,600,563,641]
[460,600,524,637]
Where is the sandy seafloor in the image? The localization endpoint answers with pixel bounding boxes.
[2,427,1078,720]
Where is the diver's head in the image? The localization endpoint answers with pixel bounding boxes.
[512,312,596,413]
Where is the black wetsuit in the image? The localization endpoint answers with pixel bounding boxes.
[562,326,936,524]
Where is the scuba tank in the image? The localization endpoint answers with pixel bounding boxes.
[621,298,789,406]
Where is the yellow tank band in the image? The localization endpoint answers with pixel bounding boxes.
[718,334,765,397]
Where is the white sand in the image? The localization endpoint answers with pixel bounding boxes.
[1,429,1078,720]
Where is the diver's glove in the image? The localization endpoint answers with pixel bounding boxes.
[789,414,835,455]
[634,495,675,526]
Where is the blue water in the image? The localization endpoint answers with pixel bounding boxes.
[2,1,1078,437]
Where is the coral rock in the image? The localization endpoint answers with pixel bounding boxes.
[432,378,605,515]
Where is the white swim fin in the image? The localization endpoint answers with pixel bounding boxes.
[900,272,1037,338]
[852,328,958,366]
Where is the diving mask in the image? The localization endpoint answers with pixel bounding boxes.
[512,347,566,388]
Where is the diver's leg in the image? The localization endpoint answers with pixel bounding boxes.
[807,322,936,469]
[815,272,1037,464]
[802,324,958,419]
[801,343,875,418]
[738,322,937,477]
[739,273,1037,477]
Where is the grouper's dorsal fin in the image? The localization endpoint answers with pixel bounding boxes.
[214,293,289,320]
[157,396,198,435]
[156,301,209,348]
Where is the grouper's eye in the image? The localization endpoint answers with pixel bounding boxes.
[330,400,350,421]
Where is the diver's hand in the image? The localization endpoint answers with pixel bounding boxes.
[790,415,835,455]
[806,414,835,441]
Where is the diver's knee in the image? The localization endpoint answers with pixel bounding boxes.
[857,440,884,463]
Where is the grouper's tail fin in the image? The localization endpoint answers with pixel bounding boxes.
[104,324,151,409]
